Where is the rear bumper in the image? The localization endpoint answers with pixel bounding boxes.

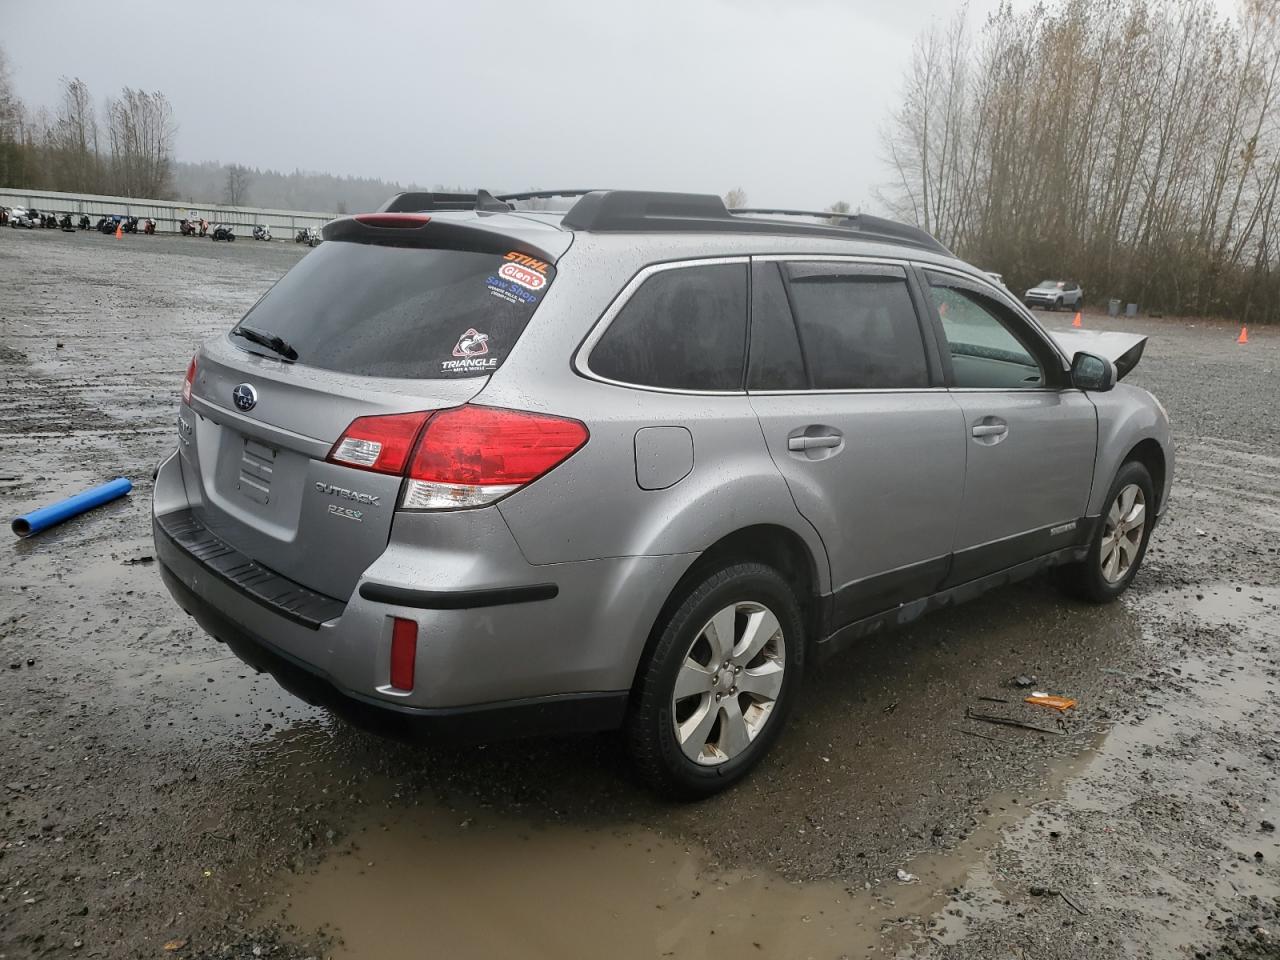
[152,449,693,738]
[157,559,627,742]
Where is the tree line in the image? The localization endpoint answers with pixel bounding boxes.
[0,52,428,212]
[880,0,1280,322]
[0,52,177,199]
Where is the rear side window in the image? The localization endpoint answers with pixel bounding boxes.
[784,264,929,390]
[589,263,747,391]
[234,242,555,378]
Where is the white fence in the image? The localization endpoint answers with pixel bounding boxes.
[0,186,335,237]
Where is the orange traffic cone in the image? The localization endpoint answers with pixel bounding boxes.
[1237,325,1248,344]
[1072,311,1082,328]
[114,224,122,239]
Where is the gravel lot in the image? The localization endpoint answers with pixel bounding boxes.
[1,229,1276,959]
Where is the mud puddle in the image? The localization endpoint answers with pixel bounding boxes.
[263,737,1109,959]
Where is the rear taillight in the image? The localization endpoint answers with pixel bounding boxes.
[402,405,589,510]
[327,411,432,474]
[327,404,588,510]
[182,356,196,405]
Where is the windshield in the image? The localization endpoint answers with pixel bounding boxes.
[1036,280,1060,289]
[233,241,555,379]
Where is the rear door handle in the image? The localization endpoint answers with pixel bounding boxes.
[970,424,1007,438]
[788,435,842,451]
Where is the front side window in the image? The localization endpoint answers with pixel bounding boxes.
[928,282,1046,388]
[589,263,748,391]
[783,263,929,390]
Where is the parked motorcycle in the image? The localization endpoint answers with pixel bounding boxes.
[295,226,321,247]
[143,218,156,235]
[59,213,75,232]
[78,214,91,230]
[252,224,272,241]
[122,216,139,234]
[180,218,197,236]
[210,223,236,242]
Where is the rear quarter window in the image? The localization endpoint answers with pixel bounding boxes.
[588,262,747,391]
[233,243,555,379]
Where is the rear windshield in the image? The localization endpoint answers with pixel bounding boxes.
[233,242,555,378]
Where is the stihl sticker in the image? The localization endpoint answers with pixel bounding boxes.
[503,251,549,273]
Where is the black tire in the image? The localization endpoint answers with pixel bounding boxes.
[626,562,805,799]
[1059,460,1155,603]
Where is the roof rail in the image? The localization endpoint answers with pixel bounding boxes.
[496,189,602,203]
[379,189,605,215]
[559,190,951,254]
[379,191,477,213]
[374,188,951,254]
[732,207,949,253]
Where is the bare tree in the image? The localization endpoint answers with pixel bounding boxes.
[224,164,252,206]
[0,47,31,188]
[105,88,177,197]
[723,187,748,209]
[49,77,99,191]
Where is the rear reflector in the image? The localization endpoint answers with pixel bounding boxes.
[182,356,196,405]
[327,411,432,475]
[402,405,588,509]
[389,617,417,691]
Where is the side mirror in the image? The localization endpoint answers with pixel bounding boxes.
[1071,351,1116,392]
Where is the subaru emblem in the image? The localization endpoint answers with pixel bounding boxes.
[232,383,257,412]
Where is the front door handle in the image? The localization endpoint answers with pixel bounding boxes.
[788,435,842,451]
[970,424,1007,438]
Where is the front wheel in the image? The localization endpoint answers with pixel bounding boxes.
[1059,460,1155,603]
[626,562,805,799]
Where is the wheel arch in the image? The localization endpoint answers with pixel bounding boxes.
[628,523,823,695]
[1123,437,1167,513]
[1085,385,1174,518]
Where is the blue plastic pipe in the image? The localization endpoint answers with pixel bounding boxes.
[11,477,132,538]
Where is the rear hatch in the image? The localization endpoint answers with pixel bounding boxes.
[180,214,568,600]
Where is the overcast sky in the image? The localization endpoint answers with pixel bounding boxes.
[0,0,1236,211]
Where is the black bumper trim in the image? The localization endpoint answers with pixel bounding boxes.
[154,509,345,629]
[358,580,559,610]
[157,561,627,743]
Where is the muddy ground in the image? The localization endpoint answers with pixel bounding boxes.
[0,228,1276,959]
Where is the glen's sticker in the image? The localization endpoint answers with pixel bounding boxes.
[498,261,546,291]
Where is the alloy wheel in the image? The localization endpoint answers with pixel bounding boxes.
[671,601,786,765]
[1100,483,1146,583]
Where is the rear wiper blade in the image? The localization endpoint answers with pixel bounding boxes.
[231,325,298,362]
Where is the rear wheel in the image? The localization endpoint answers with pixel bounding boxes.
[1060,460,1154,602]
[626,563,804,799]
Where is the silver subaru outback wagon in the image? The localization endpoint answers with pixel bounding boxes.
[153,190,1172,797]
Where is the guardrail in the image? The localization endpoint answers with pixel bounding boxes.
[0,186,335,237]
